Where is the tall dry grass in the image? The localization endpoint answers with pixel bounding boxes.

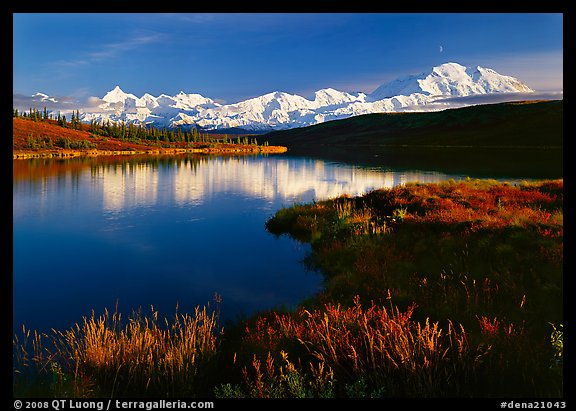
[261,178,563,397]
[14,304,221,397]
[235,296,483,397]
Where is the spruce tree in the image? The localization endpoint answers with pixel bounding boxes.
[75,110,82,129]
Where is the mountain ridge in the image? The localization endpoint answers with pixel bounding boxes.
[28,62,535,132]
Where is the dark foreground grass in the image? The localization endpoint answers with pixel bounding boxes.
[14,179,563,398]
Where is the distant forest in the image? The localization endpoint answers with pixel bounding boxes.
[13,107,265,146]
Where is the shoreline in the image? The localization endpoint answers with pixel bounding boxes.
[13,145,288,160]
[14,178,563,398]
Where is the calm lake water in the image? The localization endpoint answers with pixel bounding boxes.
[13,153,521,332]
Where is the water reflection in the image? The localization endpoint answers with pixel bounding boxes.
[15,155,462,214]
[13,154,471,333]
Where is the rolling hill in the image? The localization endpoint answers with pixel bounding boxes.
[263,100,563,179]
[263,100,562,149]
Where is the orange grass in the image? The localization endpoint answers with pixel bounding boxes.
[261,178,563,396]
[237,296,472,396]
[267,179,563,320]
[231,294,562,397]
[14,304,221,397]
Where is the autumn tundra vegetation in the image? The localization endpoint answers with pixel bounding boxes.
[13,174,563,398]
[12,108,286,159]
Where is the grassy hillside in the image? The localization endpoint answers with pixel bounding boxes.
[13,117,286,159]
[264,100,562,148]
[263,100,563,179]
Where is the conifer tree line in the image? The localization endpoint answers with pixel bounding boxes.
[14,106,267,146]
[13,107,51,122]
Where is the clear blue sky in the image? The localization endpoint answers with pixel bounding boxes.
[13,13,563,104]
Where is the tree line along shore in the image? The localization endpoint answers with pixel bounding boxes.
[12,110,286,159]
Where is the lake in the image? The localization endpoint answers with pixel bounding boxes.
[12,153,526,333]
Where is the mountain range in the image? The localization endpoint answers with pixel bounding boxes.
[35,62,535,132]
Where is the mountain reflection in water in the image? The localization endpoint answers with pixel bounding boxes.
[12,154,487,332]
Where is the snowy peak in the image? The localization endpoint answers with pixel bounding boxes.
[313,88,366,106]
[172,92,217,109]
[370,62,533,100]
[102,85,139,103]
[137,93,159,110]
[234,91,312,112]
[54,62,535,131]
[368,75,423,101]
[420,62,483,96]
[433,61,467,76]
[32,92,58,103]
[470,66,533,93]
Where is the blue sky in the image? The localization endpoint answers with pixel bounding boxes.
[13,13,563,105]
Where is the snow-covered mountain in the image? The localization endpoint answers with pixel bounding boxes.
[32,92,58,103]
[41,62,536,131]
[369,62,533,100]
